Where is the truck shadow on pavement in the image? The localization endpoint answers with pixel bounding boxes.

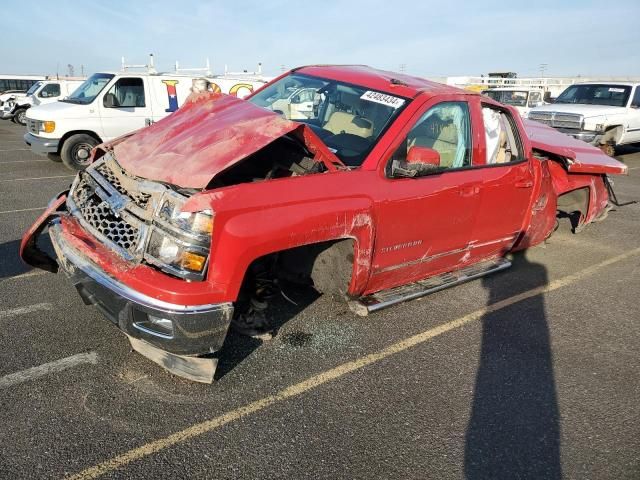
[464,251,562,479]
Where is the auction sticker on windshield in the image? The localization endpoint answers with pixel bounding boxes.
[361,91,405,109]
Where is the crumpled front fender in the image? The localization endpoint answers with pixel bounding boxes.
[20,191,68,272]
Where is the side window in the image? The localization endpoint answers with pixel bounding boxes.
[528,91,542,107]
[39,83,61,98]
[631,87,640,108]
[482,106,522,164]
[388,102,472,177]
[103,77,145,108]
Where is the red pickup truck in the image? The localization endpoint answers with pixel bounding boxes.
[20,65,628,382]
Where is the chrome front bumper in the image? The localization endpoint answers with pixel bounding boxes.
[48,222,233,357]
[24,132,59,155]
[555,128,602,145]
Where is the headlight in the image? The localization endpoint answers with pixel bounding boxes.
[157,197,213,236]
[146,230,208,275]
[146,190,213,280]
[36,121,55,133]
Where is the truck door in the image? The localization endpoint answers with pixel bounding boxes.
[98,76,152,141]
[468,102,535,260]
[369,99,486,293]
[37,83,61,105]
[624,87,640,143]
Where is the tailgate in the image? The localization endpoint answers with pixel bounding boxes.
[523,119,628,175]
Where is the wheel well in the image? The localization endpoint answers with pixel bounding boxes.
[57,130,102,154]
[601,125,623,145]
[557,187,590,232]
[236,239,356,305]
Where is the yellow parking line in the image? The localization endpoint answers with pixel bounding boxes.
[0,160,51,165]
[66,246,640,480]
[0,175,74,182]
[0,206,45,215]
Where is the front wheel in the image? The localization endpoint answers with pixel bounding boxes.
[13,108,28,126]
[60,134,98,171]
[600,143,616,157]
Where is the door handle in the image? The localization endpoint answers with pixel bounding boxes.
[515,179,534,188]
[458,185,479,197]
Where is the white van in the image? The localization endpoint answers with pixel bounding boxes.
[24,71,269,170]
[481,87,548,117]
[1,79,84,125]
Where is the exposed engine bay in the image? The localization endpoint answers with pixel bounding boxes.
[207,134,325,188]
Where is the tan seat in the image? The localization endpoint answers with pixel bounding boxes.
[324,112,373,138]
[408,117,459,167]
[494,130,510,163]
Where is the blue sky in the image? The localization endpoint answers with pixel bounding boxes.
[2,0,639,78]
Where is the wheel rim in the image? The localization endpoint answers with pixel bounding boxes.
[17,111,26,124]
[71,142,94,165]
[600,144,616,157]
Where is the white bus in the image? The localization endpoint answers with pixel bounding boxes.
[0,74,46,94]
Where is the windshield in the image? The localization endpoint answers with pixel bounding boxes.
[555,84,631,107]
[248,73,408,166]
[483,90,529,107]
[26,82,43,95]
[62,73,114,105]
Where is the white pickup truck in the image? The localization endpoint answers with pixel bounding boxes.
[482,87,547,117]
[1,79,84,125]
[528,82,640,156]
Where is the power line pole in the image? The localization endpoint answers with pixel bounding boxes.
[539,63,548,78]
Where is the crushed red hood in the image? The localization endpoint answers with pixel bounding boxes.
[112,93,340,189]
[523,119,628,175]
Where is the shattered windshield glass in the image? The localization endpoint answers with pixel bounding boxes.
[248,73,408,166]
[62,73,114,105]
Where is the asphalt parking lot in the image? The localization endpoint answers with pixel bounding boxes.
[0,119,639,480]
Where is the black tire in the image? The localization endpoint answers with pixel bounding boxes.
[60,134,98,171]
[310,239,354,296]
[47,153,62,163]
[13,108,28,126]
[600,143,616,157]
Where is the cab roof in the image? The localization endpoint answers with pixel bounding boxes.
[572,81,639,87]
[294,65,471,99]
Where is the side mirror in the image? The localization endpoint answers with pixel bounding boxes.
[103,93,119,108]
[407,146,440,166]
[392,146,442,178]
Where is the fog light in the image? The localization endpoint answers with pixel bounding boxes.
[134,312,175,338]
[147,314,174,336]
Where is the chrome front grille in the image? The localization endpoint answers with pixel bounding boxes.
[27,118,38,135]
[67,153,170,260]
[72,174,141,253]
[95,162,151,209]
[529,111,583,130]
